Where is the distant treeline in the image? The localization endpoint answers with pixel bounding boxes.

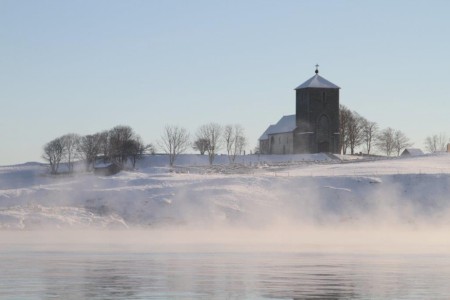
[339,104,412,156]
[42,123,248,174]
[42,125,151,174]
[340,104,449,155]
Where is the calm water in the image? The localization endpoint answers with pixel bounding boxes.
[1,243,450,299]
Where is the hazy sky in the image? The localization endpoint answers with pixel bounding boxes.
[1,0,450,165]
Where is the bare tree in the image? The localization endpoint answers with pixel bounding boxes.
[223,124,246,163]
[361,118,378,155]
[339,105,352,154]
[393,130,412,156]
[42,137,65,174]
[224,125,234,159]
[108,125,136,167]
[43,126,149,172]
[424,133,448,153]
[196,123,223,165]
[61,133,80,173]
[192,138,209,155]
[377,127,395,156]
[346,111,364,155]
[124,136,150,169]
[159,125,190,167]
[235,135,247,156]
[78,133,103,171]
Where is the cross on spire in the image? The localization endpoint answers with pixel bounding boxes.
[315,64,319,74]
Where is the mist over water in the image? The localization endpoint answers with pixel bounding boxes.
[3,158,450,298]
[3,169,450,243]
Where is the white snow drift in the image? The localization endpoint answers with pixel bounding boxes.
[1,153,450,230]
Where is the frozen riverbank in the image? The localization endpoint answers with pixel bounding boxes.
[1,153,450,230]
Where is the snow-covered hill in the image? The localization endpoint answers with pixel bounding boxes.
[1,153,450,230]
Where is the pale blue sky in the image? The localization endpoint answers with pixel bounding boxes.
[1,0,450,165]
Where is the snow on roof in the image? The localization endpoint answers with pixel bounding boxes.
[259,125,275,140]
[295,74,340,90]
[259,115,297,140]
[401,148,424,156]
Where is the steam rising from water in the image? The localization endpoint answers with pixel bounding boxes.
[2,225,450,255]
[2,161,450,252]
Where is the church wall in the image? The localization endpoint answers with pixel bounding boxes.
[268,132,294,154]
[296,90,311,131]
[295,88,340,153]
[293,129,314,153]
[259,139,270,154]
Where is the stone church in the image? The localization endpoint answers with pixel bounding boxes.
[259,67,340,154]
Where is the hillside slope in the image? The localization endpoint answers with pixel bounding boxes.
[1,154,450,230]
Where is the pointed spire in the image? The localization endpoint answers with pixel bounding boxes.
[295,66,340,90]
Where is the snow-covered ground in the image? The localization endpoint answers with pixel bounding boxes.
[1,153,450,230]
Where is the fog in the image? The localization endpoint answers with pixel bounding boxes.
[2,158,450,254]
[3,223,450,255]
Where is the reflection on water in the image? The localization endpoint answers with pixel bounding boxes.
[1,246,450,299]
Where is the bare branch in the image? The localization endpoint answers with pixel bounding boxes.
[159,125,190,167]
[196,123,223,165]
[42,137,65,174]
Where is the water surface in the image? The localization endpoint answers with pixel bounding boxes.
[2,239,450,299]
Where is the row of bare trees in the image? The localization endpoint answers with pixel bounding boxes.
[424,133,448,153]
[377,127,412,156]
[159,123,247,166]
[42,125,152,174]
[340,105,412,156]
[43,122,248,173]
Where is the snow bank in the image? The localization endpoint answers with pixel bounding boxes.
[1,154,450,230]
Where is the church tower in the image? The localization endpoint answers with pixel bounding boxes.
[294,66,340,153]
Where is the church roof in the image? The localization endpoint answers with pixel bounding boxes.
[295,74,340,90]
[401,148,424,156]
[259,115,297,140]
[259,125,275,140]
